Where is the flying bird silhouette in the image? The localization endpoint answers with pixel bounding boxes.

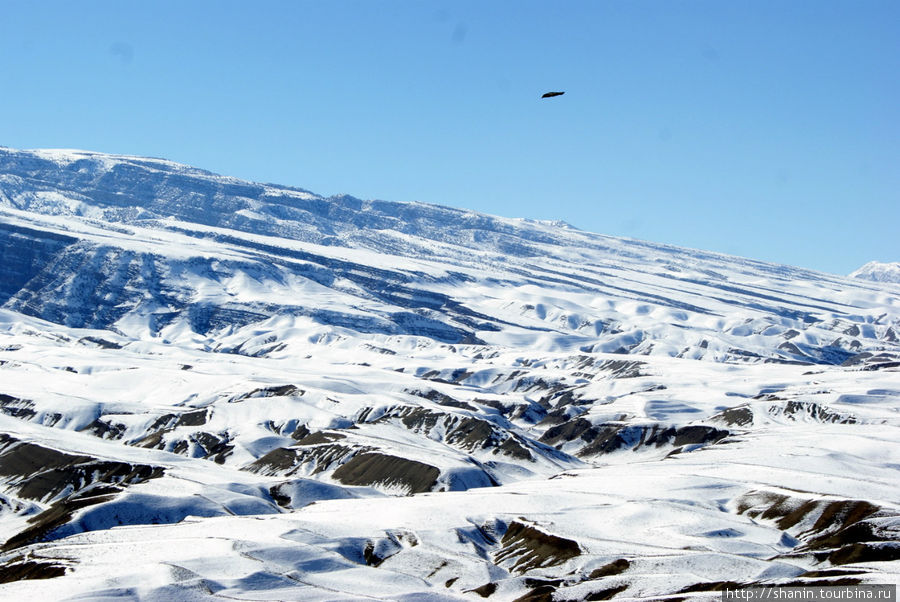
[541,91,565,98]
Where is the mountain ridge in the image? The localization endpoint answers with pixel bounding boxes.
[0,146,850,277]
[2,146,896,361]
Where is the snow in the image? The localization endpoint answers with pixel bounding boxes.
[0,147,898,598]
[851,261,900,284]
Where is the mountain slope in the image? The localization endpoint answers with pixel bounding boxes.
[0,147,898,599]
[2,147,896,364]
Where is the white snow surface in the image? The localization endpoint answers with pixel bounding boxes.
[0,147,898,599]
[851,261,900,284]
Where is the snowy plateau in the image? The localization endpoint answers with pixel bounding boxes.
[0,146,898,601]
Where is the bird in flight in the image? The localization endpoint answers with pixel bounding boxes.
[541,91,565,98]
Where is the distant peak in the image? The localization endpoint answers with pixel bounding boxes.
[850,261,900,284]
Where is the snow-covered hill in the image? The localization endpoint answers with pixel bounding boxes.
[0,147,898,599]
[851,261,900,284]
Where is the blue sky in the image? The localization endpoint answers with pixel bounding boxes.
[1,1,897,275]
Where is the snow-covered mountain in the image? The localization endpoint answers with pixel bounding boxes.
[851,261,900,284]
[0,147,898,599]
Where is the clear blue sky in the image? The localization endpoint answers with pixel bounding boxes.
[2,1,897,275]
